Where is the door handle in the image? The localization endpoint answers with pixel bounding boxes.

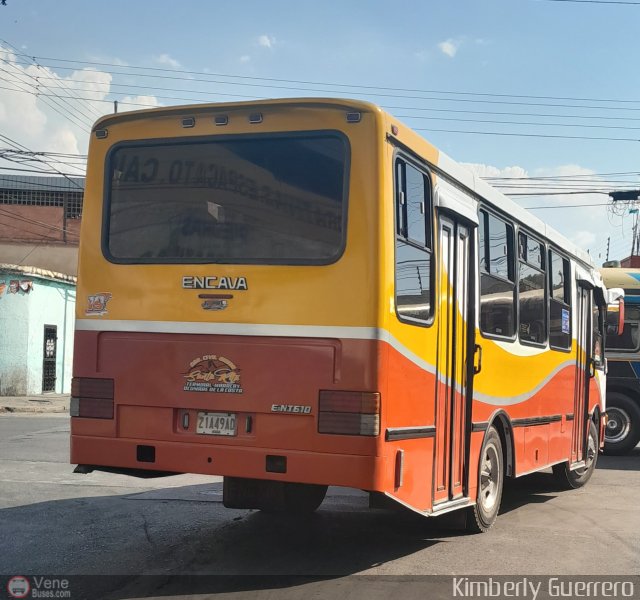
[473,344,483,374]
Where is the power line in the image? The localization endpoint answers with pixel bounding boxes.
[521,202,613,209]
[485,171,640,180]
[538,0,640,4]
[1,39,100,125]
[18,49,640,106]
[413,127,639,142]
[398,113,640,131]
[0,59,91,133]
[0,176,84,190]
[0,206,79,238]
[11,57,640,113]
[0,133,84,190]
[25,74,640,124]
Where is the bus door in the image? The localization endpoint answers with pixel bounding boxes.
[433,213,474,504]
[572,282,592,465]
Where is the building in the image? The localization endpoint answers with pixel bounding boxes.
[0,264,76,395]
[0,175,84,276]
[0,176,84,396]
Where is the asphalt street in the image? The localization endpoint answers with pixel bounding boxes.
[0,415,638,599]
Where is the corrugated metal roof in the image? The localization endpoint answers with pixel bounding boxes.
[0,263,77,284]
[0,175,85,192]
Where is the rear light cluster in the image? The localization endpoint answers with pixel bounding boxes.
[70,377,114,419]
[318,391,380,436]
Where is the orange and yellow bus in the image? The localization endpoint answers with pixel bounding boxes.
[71,98,613,532]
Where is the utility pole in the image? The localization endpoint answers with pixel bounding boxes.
[606,236,610,262]
[610,190,640,259]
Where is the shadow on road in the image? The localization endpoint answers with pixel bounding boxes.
[597,446,640,471]
[0,483,465,599]
[2,460,627,599]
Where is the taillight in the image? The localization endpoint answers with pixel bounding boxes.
[318,391,380,436]
[70,377,114,419]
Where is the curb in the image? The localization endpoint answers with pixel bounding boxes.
[0,401,70,414]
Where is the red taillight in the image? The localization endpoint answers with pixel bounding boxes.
[70,377,114,419]
[318,390,380,436]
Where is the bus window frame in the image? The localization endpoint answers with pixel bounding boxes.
[393,150,435,328]
[606,314,640,353]
[100,130,352,266]
[548,247,573,354]
[478,205,517,343]
[516,227,549,349]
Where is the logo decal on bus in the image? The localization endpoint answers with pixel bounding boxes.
[198,293,232,311]
[183,276,248,291]
[85,293,112,316]
[183,355,243,394]
[271,404,312,415]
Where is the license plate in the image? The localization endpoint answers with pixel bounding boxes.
[196,411,237,436]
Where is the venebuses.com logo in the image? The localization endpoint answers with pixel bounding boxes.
[6,576,71,598]
[6,577,30,599]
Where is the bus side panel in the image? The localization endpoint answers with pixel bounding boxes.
[472,350,578,476]
[380,341,437,512]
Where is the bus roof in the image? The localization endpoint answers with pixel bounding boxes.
[92,97,596,270]
[600,268,640,295]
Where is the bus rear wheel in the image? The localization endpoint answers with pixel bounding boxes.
[552,420,598,489]
[467,426,504,533]
[604,393,640,455]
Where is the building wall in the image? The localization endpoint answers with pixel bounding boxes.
[0,242,78,276]
[0,271,75,395]
[0,280,29,395]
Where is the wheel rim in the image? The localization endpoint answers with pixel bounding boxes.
[576,426,597,475]
[605,407,631,444]
[479,442,500,512]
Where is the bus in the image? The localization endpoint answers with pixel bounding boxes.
[600,266,640,454]
[71,98,614,532]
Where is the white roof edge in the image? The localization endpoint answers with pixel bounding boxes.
[436,152,594,268]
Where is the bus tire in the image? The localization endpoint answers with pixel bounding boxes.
[467,426,504,533]
[552,420,598,489]
[604,393,640,455]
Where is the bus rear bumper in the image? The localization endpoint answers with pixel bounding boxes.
[70,435,383,490]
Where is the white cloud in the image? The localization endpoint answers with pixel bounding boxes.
[154,53,181,68]
[462,162,616,257]
[119,95,162,111]
[239,55,251,63]
[258,35,276,49]
[438,39,460,58]
[0,45,161,173]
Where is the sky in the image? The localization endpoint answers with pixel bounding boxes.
[1,0,639,263]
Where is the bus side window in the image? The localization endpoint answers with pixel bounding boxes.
[549,251,571,350]
[518,232,547,345]
[395,159,432,324]
[478,209,516,338]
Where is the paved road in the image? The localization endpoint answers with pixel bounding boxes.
[1,415,638,599]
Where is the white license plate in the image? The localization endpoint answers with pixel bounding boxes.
[196,412,237,436]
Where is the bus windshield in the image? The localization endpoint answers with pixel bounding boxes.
[105,133,348,264]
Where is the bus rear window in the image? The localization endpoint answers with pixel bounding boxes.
[104,133,348,264]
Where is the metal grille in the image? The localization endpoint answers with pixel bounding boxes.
[42,325,58,393]
[0,188,84,218]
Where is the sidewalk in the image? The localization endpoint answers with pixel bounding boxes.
[0,394,70,414]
